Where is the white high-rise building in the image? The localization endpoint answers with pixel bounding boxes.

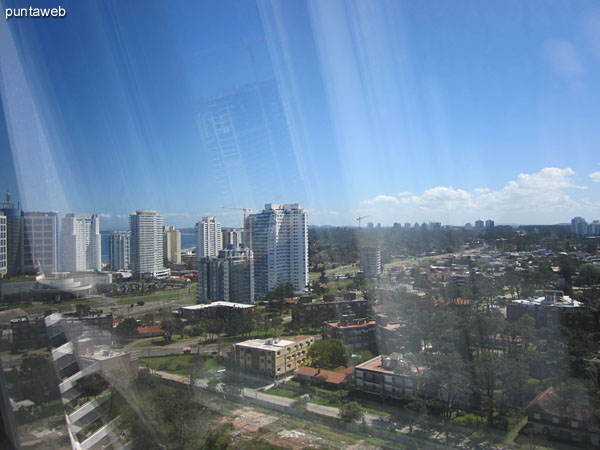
[129,211,169,279]
[22,212,59,274]
[60,214,101,272]
[109,231,130,271]
[222,228,243,249]
[163,225,181,265]
[361,246,382,278]
[245,203,308,299]
[0,213,6,278]
[196,217,222,258]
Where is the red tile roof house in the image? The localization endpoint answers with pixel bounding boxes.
[294,366,353,390]
[525,386,600,446]
[136,325,165,338]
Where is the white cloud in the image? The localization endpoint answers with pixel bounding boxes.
[360,167,588,224]
[396,191,412,197]
[98,213,112,218]
[544,40,585,79]
[590,171,600,182]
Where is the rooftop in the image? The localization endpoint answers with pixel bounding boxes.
[356,354,427,376]
[511,295,583,308]
[182,301,255,310]
[325,319,376,329]
[295,366,353,384]
[236,335,313,351]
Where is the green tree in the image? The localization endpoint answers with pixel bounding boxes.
[405,395,428,434]
[14,355,60,404]
[307,339,349,369]
[114,318,139,343]
[339,401,364,423]
[162,316,183,342]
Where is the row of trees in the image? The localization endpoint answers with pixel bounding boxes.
[380,290,598,431]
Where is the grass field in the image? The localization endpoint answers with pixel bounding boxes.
[139,354,223,376]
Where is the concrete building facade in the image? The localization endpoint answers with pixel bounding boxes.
[361,246,382,278]
[354,354,429,400]
[163,225,181,265]
[292,296,369,328]
[60,213,101,272]
[197,246,254,304]
[245,203,308,298]
[0,191,22,275]
[22,211,59,274]
[222,228,243,249]
[196,216,222,258]
[322,315,378,354]
[129,210,169,279]
[234,335,314,379]
[108,231,130,271]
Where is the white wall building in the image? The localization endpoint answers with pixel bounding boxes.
[163,225,181,264]
[60,214,101,272]
[196,216,222,258]
[109,231,130,271]
[361,246,382,278]
[246,203,308,298]
[222,228,243,249]
[129,211,169,279]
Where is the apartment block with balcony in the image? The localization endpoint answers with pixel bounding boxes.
[234,335,314,379]
[321,315,378,354]
[354,354,429,400]
[292,295,369,328]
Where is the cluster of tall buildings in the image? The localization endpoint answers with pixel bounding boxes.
[0,193,181,280]
[196,203,308,304]
[1,192,63,276]
[1,192,309,304]
[571,217,600,236]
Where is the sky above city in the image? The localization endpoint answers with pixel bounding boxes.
[1,0,600,228]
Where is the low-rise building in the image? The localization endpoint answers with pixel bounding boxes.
[136,324,165,338]
[507,290,598,331]
[10,316,50,351]
[354,353,429,400]
[375,316,406,355]
[180,301,255,323]
[234,335,315,379]
[321,315,377,354]
[526,386,600,446]
[292,295,369,328]
[294,366,353,390]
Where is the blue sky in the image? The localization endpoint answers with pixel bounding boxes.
[1,0,600,228]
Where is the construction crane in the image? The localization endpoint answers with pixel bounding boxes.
[356,215,370,228]
[222,207,252,224]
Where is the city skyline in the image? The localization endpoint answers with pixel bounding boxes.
[1,2,600,227]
